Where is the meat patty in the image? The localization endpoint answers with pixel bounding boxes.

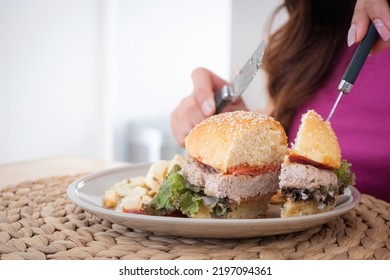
[279,163,338,189]
[279,163,340,208]
[181,156,279,203]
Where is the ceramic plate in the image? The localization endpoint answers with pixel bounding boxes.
[67,163,360,239]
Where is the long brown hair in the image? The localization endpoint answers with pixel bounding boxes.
[263,0,356,133]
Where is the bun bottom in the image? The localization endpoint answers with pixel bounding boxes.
[192,193,275,219]
[281,199,336,218]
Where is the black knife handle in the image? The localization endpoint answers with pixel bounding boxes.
[215,85,234,114]
[340,22,378,92]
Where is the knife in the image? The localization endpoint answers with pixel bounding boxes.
[326,22,379,122]
[215,40,267,114]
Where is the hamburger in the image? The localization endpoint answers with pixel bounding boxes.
[279,110,355,217]
[145,111,288,218]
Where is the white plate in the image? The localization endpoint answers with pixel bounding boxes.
[67,163,360,239]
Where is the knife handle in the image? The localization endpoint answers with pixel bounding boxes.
[339,22,378,93]
[215,85,234,114]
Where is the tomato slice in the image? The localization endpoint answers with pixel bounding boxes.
[228,164,280,176]
[288,154,332,170]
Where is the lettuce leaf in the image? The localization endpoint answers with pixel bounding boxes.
[334,159,356,189]
[144,165,227,217]
[144,166,189,216]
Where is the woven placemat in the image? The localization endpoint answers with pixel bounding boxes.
[1,174,389,260]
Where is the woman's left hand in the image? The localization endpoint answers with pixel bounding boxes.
[348,0,390,46]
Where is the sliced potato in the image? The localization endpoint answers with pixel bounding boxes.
[121,186,147,211]
[128,176,147,188]
[140,195,153,206]
[103,189,119,208]
[147,189,156,197]
[113,176,149,197]
[112,179,133,197]
[145,160,170,192]
[167,154,186,173]
[105,155,188,211]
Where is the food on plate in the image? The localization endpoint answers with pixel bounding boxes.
[145,111,288,218]
[167,154,187,173]
[279,110,355,217]
[103,159,175,212]
[104,110,356,219]
[121,186,149,212]
[270,190,283,204]
[145,160,170,193]
[103,189,119,208]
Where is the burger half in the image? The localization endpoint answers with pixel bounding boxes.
[279,110,355,217]
[145,111,288,218]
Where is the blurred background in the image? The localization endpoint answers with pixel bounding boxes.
[0,0,285,164]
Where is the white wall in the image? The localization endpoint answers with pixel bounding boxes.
[0,0,103,164]
[114,0,232,161]
[231,0,285,112]
[0,0,283,164]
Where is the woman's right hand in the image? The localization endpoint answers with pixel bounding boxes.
[171,67,247,147]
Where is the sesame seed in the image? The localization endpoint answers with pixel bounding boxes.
[192,111,273,140]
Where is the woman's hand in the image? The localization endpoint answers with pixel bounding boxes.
[348,0,390,46]
[171,67,247,146]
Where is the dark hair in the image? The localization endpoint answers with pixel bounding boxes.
[263,0,356,132]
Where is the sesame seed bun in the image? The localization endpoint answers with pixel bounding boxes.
[290,110,341,169]
[191,194,274,219]
[280,110,343,218]
[281,199,335,217]
[184,111,288,173]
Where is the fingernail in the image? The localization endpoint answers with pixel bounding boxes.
[373,19,390,41]
[347,24,356,47]
[201,100,214,116]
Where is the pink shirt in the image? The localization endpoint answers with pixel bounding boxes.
[289,45,390,202]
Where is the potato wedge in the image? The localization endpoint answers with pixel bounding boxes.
[145,160,170,192]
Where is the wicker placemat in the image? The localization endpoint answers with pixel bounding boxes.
[0,174,389,260]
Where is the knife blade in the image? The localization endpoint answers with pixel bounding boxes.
[215,40,267,114]
[326,22,379,122]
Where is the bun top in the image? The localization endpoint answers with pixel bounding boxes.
[290,110,341,169]
[184,111,288,173]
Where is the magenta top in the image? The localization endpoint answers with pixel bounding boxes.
[288,45,390,202]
